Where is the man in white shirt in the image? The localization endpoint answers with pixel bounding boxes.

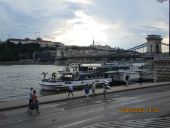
[28,87,33,112]
[91,82,96,96]
[103,80,111,98]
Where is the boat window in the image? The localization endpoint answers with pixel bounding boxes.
[105,74,108,78]
[65,81,72,84]
[79,75,86,80]
[73,75,80,80]
[82,74,93,80]
[88,75,91,79]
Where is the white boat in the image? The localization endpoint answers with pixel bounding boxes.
[40,72,112,91]
[40,62,153,90]
[105,70,140,83]
[103,62,153,83]
[130,63,154,82]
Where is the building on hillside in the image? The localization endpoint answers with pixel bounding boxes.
[55,45,113,58]
[90,39,113,50]
[6,38,64,48]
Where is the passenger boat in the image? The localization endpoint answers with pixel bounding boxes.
[40,63,112,91]
[40,72,112,91]
[40,62,154,91]
[105,70,140,83]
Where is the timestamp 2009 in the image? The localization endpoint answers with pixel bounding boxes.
[119,107,160,113]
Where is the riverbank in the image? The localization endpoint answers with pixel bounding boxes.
[0,81,170,111]
[0,61,55,65]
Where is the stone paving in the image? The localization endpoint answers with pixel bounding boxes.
[0,82,170,111]
[83,116,170,128]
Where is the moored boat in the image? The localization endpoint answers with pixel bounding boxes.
[40,62,154,91]
[40,72,112,91]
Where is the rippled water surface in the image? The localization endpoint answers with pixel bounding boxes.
[0,65,64,101]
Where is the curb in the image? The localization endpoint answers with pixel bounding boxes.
[0,83,169,111]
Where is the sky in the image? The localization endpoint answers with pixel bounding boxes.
[0,0,169,49]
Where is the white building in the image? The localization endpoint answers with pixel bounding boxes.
[90,39,113,50]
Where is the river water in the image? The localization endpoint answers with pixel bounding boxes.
[0,65,64,101]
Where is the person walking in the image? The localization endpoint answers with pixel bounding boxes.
[103,80,111,98]
[28,87,33,112]
[84,84,90,98]
[67,83,74,97]
[139,72,142,85]
[125,75,129,86]
[30,90,40,114]
[91,82,96,96]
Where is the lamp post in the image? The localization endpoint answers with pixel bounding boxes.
[34,32,40,39]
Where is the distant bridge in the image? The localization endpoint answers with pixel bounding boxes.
[53,43,169,61]
[127,42,169,53]
[54,52,155,61]
[53,35,169,61]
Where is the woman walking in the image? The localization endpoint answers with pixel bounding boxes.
[29,90,40,114]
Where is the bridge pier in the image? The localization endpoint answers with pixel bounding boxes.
[146,35,162,54]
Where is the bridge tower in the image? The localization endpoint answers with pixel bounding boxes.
[146,35,162,53]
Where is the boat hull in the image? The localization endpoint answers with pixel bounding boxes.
[40,78,112,91]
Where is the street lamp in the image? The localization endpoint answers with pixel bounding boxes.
[34,32,40,39]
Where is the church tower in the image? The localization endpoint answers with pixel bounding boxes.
[92,38,95,46]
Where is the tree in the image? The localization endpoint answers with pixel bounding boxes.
[36,37,42,41]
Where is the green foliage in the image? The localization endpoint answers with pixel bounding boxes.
[0,42,42,61]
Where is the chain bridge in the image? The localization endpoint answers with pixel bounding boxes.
[54,35,169,61]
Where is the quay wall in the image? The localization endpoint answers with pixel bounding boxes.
[153,57,170,81]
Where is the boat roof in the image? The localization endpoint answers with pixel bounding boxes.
[105,70,139,74]
[69,63,102,68]
[80,63,102,67]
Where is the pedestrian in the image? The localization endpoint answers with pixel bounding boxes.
[139,73,142,85]
[91,82,96,96]
[41,72,48,80]
[67,83,74,97]
[29,90,40,114]
[28,87,33,112]
[52,72,56,81]
[125,75,129,86]
[84,84,90,98]
[103,80,111,98]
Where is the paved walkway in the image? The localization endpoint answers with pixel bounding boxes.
[0,82,170,111]
[83,116,170,128]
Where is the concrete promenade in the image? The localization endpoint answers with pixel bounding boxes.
[0,82,170,111]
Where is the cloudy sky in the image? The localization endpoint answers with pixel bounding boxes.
[0,0,169,49]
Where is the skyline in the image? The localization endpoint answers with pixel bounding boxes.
[0,0,169,49]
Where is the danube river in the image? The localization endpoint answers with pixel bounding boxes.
[0,65,64,101]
